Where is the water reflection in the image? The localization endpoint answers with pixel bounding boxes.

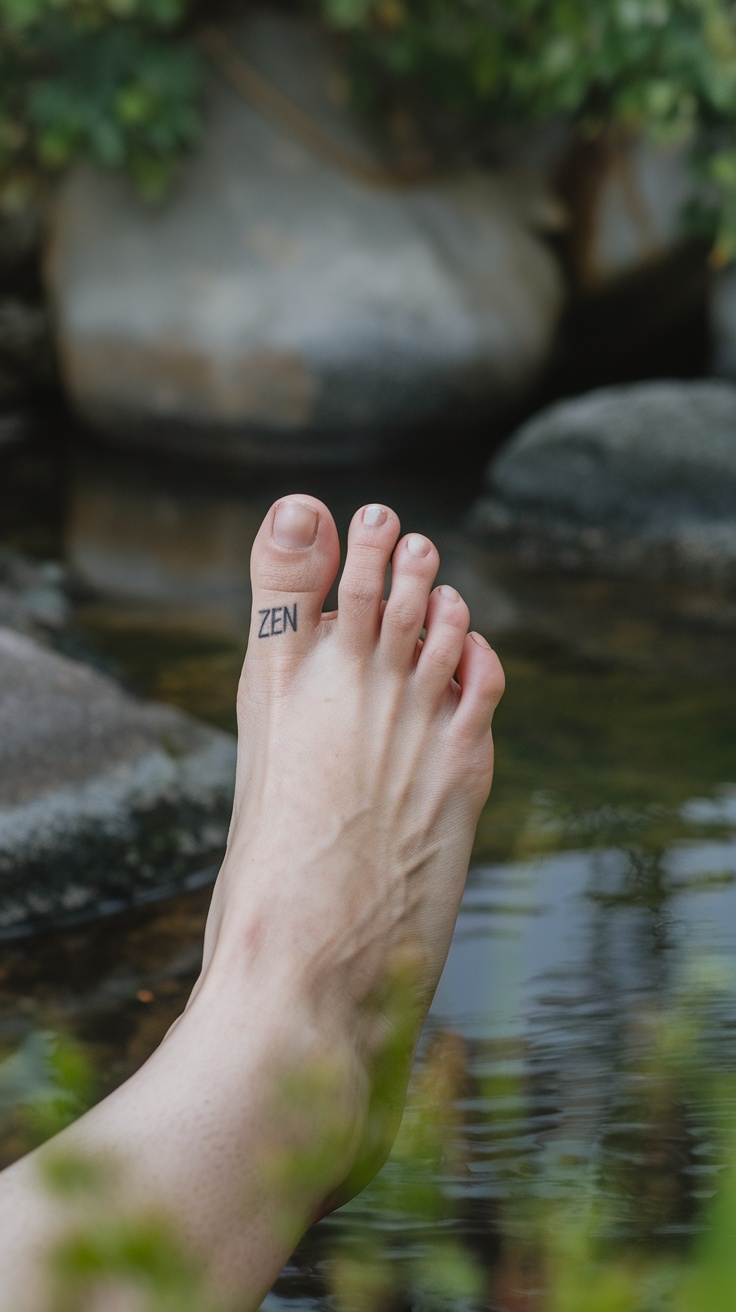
[67,447,262,631]
[68,444,473,614]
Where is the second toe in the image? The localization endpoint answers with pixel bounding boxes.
[337,504,401,655]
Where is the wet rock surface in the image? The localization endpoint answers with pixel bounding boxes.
[47,10,564,465]
[0,627,236,937]
[471,379,736,579]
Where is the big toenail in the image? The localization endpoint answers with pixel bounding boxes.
[439,585,459,601]
[470,632,491,648]
[407,534,431,558]
[363,504,388,527]
[273,501,319,549]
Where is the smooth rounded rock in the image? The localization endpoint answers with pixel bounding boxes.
[0,628,236,936]
[472,379,736,578]
[46,10,564,465]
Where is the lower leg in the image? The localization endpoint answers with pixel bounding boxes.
[0,496,504,1310]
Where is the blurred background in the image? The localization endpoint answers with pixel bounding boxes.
[5,1,736,1307]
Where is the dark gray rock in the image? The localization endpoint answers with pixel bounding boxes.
[46,10,563,465]
[0,627,236,936]
[472,380,736,578]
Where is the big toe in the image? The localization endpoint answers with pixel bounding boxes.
[247,495,340,657]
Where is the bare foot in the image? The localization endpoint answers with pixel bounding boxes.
[196,495,505,1200]
[0,496,504,1312]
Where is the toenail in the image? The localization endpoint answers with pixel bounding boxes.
[470,631,491,648]
[406,534,431,558]
[438,585,460,601]
[273,501,319,549]
[363,504,388,527]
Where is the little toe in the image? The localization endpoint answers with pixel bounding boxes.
[248,495,340,657]
[337,503,401,654]
[454,631,506,733]
[380,533,439,667]
[416,585,470,696]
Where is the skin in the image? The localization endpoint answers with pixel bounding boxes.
[0,496,504,1311]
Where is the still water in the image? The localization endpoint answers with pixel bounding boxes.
[4,440,736,1305]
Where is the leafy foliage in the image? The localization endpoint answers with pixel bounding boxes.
[3,0,736,253]
[4,972,736,1310]
[314,0,736,260]
[0,0,201,204]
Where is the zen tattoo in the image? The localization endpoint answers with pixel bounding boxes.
[258,604,298,638]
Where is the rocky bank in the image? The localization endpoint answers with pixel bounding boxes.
[0,628,235,937]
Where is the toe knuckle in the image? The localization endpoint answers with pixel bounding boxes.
[424,640,458,673]
[387,599,421,635]
[340,574,379,612]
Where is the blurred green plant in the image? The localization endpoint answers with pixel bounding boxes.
[313,0,736,263]
[0,1029,97,1148]
[5,973,736,1310]
[0,0,201,206]
[45,1172,216,1312]
[0,1032,215,1311]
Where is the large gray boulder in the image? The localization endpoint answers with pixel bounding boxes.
[472,380,736,577]
[46,10,564,465]
[0,628,235,936]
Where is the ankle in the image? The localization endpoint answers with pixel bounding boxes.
[185,940,371,1194]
